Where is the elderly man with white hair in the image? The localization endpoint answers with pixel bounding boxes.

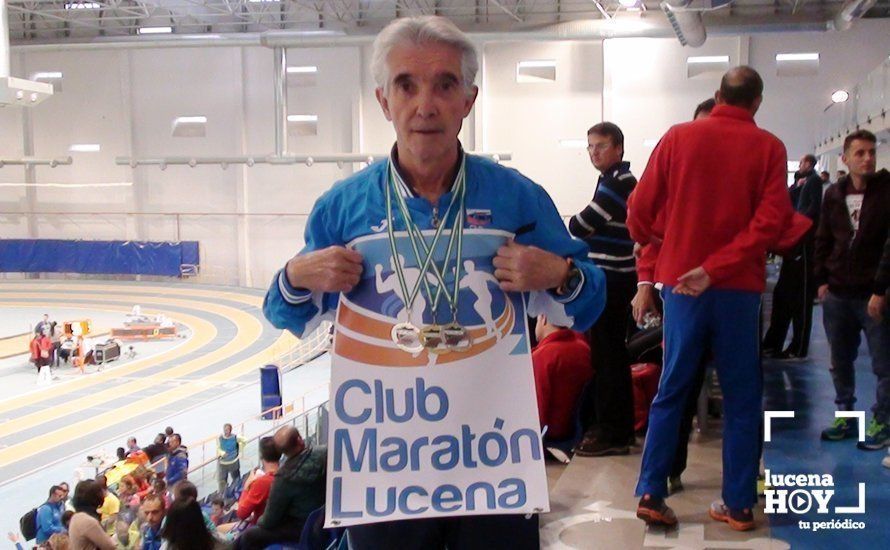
[264,15,606,549]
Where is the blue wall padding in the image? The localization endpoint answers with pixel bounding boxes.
[0,239,200,277]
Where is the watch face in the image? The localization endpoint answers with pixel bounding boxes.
[566,268,582,291]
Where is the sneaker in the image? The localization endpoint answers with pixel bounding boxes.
[573,436,630,457]
[857,418,890,450]
[709,501,755,531]
[636,494,677,527]
[821,417,858,441]
[668,476,684,494]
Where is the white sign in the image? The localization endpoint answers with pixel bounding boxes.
[325,230,549,527]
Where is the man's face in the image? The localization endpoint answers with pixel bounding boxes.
[587,133,623,173]
[128,438,137,449]
[820,172,830,183]
[59,486,69,501]
[142,501,164,529]
[49,489,64,504]
[168,436,180,450]
[223,425,232,437]
[798,156,814,173]
[841,139,877,179]
[375,41,477,169]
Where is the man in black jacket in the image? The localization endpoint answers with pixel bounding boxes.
[763,154,822,359]
[237,426,326,550]
[815,130,890,450]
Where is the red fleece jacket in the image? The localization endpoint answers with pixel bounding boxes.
[627,105,796,293]
[532,329,591,440]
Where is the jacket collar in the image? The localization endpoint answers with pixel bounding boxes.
[536,329,579,347]
[599,160,631,180]
[710,104,756,124]
[837,169,889,196]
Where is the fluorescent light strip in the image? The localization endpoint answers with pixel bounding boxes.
[287,66,318,74]
[287,115,318,122]
[517,60,557,69]
[31,71,63,80]
[687,56,729,64]
[138,26,173,35]
[69,144,101,153]
[0,182,132,188]
[174,116,207,124]
[776,53,819,62]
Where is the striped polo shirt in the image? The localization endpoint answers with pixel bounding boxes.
[569,161,637,278]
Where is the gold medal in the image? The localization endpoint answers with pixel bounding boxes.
[391,322,423,354]
[420,324,450,355]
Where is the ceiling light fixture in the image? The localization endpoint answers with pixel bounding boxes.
[138,26,173,35]
[831,90,850,103]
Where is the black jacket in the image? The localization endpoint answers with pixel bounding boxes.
[814,169,890,298]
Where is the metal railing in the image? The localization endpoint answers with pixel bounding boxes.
[185,401,329,499]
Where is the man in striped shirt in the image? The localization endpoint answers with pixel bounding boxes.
[570,122,638,457]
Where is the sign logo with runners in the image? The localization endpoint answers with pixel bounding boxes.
[763,411,867,532]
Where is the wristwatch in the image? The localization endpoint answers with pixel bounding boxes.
[556,258,582,297]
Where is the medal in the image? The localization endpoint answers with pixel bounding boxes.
[442,322,471,352]
[384,155,469,357]
[420,325,450,355]
[391,322,424,354]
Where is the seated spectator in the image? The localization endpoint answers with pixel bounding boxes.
[210,499,225,527]
[236,426,326,550]
[95,475,120,531]
[116,448,126,462]
[47,533,70,550]
[144,479,170,509]
[125,437,140,457]
[62,510,74,532]
[171,481,218,535]
[36,484,66,544]
[161,499,226,550]
[141,434,168,471]
[164,434,189,488]
[113,519,137,550]
[532,315,593,440]
[68,480,115,550]
[234,437,280,526]
[134,495,165,550]
[116,476,140,521]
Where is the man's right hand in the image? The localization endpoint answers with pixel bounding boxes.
[632,284,658,326]
[285,246,364,294]
[817,284,829,301]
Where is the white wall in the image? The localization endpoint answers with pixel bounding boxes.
[483,41,604,214]
[603,36,744,175]
[2,20,889,288]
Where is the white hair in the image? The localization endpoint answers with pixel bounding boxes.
[371,16,478,95]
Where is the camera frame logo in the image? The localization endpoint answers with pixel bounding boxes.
[763,411,867,532]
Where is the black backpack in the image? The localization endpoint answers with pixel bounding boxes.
[19,506,38,541]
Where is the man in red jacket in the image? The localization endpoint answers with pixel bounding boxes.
[531,315,592,441]
[235,437,281,525]
[627,66,797,532]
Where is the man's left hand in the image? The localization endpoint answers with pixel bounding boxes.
[868,294,886,322]
[673,267,711,297]
[493,241,570,293]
